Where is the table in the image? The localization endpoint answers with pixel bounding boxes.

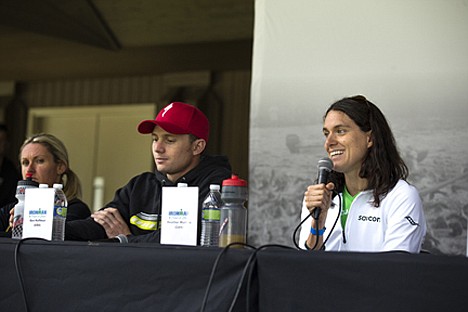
[256,248,468,311]
[1,238,467,312]
[0,239,255,312]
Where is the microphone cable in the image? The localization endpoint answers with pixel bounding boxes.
[200,242,256,312]
[322,191,341,249]
[292,190,341,251]
[14,237,49,312]
[291,176,323,250]
[292,210,314,249]
[200,242,296,312]
[240,244,295,312]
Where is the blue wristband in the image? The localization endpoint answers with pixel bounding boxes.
[310,227,326,236]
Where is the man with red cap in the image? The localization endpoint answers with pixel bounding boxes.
[66,102,231,243]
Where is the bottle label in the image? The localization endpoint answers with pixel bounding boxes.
[202,209,221,221]
[54,206,67,218]
[16,185,29,197]
[11,216,23,239]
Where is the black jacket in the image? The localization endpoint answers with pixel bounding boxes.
[66,155,232,243]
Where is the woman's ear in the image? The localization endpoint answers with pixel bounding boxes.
[366,131,373,148]
[57,161,67,176]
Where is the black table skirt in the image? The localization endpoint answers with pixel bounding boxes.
[1,238,467,312]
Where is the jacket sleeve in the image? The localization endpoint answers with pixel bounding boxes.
[126,230,161,243]
[65,178,135,241]
[382,182,427,253]
[65,217,107,241]
[66,199,91,222]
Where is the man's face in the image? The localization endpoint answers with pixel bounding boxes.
[151,126,200,182]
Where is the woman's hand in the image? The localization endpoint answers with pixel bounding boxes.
[304,182,335,224]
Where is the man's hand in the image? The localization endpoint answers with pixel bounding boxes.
[91,208,131,238]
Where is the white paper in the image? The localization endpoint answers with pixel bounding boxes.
[160,186,199,246]
[23,188,55,240]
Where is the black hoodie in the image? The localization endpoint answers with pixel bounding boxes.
[65,155,231,243]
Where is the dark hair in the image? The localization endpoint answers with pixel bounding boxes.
[188,134,198,143]
[325,95,408,207]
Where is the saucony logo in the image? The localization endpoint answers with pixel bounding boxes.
[405,216,419,226]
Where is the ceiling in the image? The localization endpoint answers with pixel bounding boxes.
[0,0,254,81]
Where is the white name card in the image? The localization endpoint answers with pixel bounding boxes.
[160,186,199,246]
[23,188,55,240]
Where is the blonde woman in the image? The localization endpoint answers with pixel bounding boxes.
[1,133,90,232]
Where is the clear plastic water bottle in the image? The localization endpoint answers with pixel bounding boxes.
[219,175,248,248]
[11,175,39,239]
[52,183,68,241]
[200,184,223,246]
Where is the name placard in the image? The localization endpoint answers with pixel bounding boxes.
[23,188,55,240]
[160,186,199,246]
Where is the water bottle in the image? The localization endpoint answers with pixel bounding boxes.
[200,184,222,246]
[219,175,248,248]
[52,183,68,241]
[11,175,39,239]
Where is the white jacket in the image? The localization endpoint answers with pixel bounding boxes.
[299,180,426,253]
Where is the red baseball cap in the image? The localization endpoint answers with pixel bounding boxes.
[137,102,210,142]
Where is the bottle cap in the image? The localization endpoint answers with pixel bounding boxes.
[39,184,49,188]
[221,175,248,202]
[17,179,39,188]
[53,183,64,189]
[209,184,221,191]
[222,175,248,187]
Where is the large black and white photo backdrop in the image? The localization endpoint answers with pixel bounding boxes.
[248,0,468,255]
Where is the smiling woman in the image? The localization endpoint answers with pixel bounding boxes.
[299,95,427,253]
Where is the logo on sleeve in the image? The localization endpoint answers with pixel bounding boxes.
[405,216,419,226]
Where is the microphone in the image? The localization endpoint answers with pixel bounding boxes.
[312,157,333,220]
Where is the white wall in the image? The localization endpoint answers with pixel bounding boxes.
[249,0,468,255]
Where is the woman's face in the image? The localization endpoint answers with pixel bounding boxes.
[20,143,65,186]
[322,110,373,177]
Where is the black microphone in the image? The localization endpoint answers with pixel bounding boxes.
[312,157,333,220]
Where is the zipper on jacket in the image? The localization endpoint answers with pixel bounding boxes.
[337,193,347,244]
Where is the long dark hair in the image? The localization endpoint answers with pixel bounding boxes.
[326,95,408,207]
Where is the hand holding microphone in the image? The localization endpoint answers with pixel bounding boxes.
[304,157,334,221]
